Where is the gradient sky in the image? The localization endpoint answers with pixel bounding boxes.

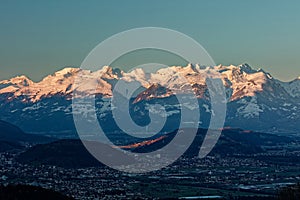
[0,0,299,81]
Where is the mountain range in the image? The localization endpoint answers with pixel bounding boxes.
[0,63,299,136]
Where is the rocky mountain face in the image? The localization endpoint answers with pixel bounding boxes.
[0,64,299,136]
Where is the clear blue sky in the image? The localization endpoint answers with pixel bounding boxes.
[0,0,299,81]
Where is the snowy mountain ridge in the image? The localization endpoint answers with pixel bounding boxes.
[1,63,298,102]
[1,64,299,134]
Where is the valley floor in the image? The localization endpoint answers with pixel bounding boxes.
[1,148,300,199]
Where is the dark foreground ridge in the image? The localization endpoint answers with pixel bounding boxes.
[17,128,293,168]
[0,184,74,200]
[0,120,56,153]
[17,139,104,168]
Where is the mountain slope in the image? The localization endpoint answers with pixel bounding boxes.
[0,120,55,144]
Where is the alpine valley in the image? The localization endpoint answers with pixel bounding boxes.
[0,63,299,137]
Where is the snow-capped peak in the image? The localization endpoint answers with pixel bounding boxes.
[279,76,300,97]
[100,66,121,79]
[55,67,79,74]
[0,75,33,87]
[237,63,257,74]
[182,63,198,73]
